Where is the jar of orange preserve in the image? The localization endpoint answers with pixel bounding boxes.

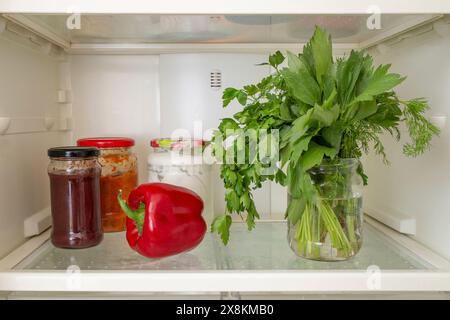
[77,137,138,232]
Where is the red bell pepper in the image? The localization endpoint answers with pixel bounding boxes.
[118,183,206,258]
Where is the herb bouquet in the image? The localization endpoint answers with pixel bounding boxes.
[211,26,439,260]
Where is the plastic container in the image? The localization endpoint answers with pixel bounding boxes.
[47,147,103,249]
[77,137,138,232]
[147,138,213,224]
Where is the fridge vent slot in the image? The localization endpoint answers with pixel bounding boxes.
[210,70,222,90]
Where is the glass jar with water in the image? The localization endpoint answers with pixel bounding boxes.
[287,158,363,261]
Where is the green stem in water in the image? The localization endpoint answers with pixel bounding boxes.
[294,199,353,259]
[345,196,356,245]
[295,203,321,259]
[320,200,352,256]
[346,214,357,244]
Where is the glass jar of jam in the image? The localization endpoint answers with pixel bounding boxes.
[77,137,138,232]
[147,138,213,224]
[48,147,103,249]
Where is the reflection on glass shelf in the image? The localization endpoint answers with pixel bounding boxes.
[218,222,432,270]
[16,222,433,271]
[17,232,217,271]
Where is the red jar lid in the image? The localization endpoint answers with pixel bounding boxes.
[77,137,135,148]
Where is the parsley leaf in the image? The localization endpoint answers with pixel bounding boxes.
[211,215,232,245]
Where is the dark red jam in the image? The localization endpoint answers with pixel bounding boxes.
[48,147,103,249]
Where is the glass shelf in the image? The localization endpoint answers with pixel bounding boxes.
[1,12,442,54]
[16,222,433,272]
[16,229,218,271]
[217,222,432,270]
[13,14,430,44]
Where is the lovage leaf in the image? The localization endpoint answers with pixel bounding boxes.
[353,100,378,121]
[282,68,321,107]
[310,26,333,85]
[275,169,287,186]
[322,122,344,150]
[353,64,405,103]
[286,196,306,225]
[286,51,304,73]
[287,163,316,202]
[300,40,315,77]
[322,87,337,110]
[311,103,340,127]
[287,108,314,144]
[336,50,365,106]
[280,101,294,120]
[287,160,303,198]
[323,64,337,101]
[299,142,337,171]
[289,135,313,165]
[280,144,292,168]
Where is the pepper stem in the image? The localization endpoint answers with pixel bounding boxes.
[117,190,145,235]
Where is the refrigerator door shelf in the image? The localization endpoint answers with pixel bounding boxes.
[0,218,449,293]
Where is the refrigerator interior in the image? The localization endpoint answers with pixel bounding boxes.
[0,9,450,295]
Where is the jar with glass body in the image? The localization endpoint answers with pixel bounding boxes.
[77,137,138,232]
[147,138,213,224]
[48,147,103,249]
[287,158,363,261]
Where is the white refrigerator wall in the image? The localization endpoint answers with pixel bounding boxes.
[0,37,63,258]
[70,54,160,182]
[363,31,450,259]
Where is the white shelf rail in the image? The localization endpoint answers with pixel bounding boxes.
[365,207,416,235]
[0,270,450,293]
[1,13,70,49]
[67,43,356,55]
